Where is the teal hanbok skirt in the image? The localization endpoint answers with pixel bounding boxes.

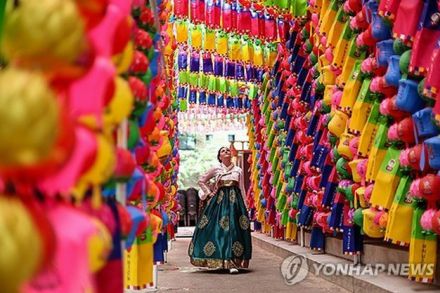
[188,185,252,269]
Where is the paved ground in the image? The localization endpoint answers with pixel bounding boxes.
[156,237,349,292]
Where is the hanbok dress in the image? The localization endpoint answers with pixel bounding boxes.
[188,163,252,269]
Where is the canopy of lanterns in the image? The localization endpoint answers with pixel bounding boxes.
[248,0,440,284]
[168,0,307,113]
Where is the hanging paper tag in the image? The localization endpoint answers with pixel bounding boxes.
[358,100,380,157]
[349,78,373,133]
[365,119,389,182]
[370,147,402,210]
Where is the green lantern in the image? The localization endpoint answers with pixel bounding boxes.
[219,77,228,94]
[189,72,199,87]
[142,68,153,85]
[304,39,313,54]
[329,134,339,147]
[199,73,209,89]
[345,184,356,204]
[230,80,239,97]
[282,208,290,226]
[207,75,216,92]
[321,102,331,113]
[131,100,146,118]
[301,27,308,41]
[248,83,257,100]
[178,70,189,85]
[353,208,364,228]
[276,0,289,10]
[292,0,308,17]
[316,80,325,93]
[336,157,352,179]
[276,120,285,130]
[310,52,318,65]
[172,98,179,111]
[180,98,188,111]
[277,194,287,212]
[393,39,410,56]
[399,50,411,77]
[418,78,434,105]
[291,195,298,209]
[127,119,140,150]
[147,46,155,61]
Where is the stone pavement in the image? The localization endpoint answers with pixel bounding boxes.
[252,232,440,293]
[156,237,349,292]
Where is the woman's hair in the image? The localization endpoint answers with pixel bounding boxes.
[217,147,228,163]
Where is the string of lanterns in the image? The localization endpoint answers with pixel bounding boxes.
[247,0,440,284]
[0,0,179,291]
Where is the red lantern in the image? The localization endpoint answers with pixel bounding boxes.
[250,7,260,37]
[264,11,276,41]
[117,204,133,238]
[129,51,149,75]
[190,0,203,23]
[75,0,109,30]
[135,144,151,166]
[140,7,154,26]
[128,77,148,102]
[114,148,136,181]
[156,182,166,203]
[140,110,155,136]
[238,4,251,32]
[134,29,153,50]
[431,210,440,235]
[112,17,132,55]
[222,2,233,31]
[206,0,216,27]
[174,0,189,17]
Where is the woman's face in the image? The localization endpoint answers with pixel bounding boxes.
[219,147,231,163]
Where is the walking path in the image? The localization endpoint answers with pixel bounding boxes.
[156,236,349,292]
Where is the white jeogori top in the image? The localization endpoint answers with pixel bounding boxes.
[198,163,247,205]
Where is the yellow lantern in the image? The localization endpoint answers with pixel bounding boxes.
[0,68,59,167]
[2,0,86,71]
[0,196,43,293]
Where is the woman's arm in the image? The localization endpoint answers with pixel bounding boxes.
[198,166,218,200]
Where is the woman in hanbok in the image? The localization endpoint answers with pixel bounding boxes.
[188,147,252,273]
